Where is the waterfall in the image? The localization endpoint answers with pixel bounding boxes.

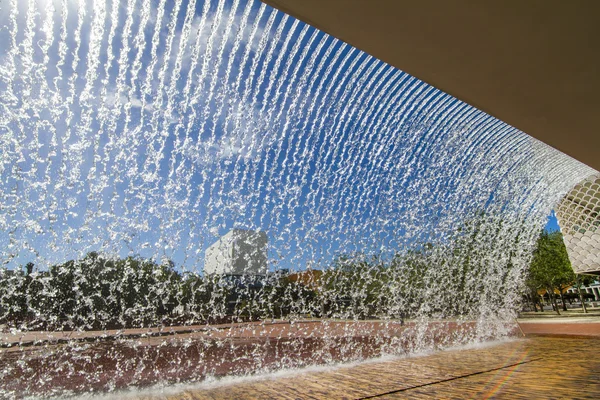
[0,0,595,397]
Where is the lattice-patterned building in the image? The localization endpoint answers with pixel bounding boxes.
[555,173,600,275]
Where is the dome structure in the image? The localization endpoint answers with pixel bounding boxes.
[555,174,600,275]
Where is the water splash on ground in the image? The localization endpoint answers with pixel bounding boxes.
[0,0,595,397]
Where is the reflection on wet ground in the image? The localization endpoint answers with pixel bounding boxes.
[0,320,498,398]
[142,336,600,399]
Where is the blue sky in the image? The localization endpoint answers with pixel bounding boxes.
[0,0,592,272]
[545,210,560,232]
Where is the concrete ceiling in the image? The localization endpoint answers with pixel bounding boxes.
[263,0,600,171]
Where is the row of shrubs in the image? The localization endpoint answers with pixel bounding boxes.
[1,243,518,331]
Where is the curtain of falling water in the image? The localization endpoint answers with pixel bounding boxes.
[0,0,596,397]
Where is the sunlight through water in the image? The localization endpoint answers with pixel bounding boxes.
[0,0,596,397]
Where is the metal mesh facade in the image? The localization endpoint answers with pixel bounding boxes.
[555,173,600,275]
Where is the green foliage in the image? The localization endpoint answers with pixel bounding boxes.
[526,230,575,313]
[527,231,574,290]
[320,253,388,319]
[0,213,536,330]
[0,253,227,330]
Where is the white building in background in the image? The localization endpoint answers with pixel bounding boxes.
[204,229,268,276]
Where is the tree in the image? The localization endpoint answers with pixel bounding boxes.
[527,231,575,314]
[320,253,389,319]
[574,274,596,313]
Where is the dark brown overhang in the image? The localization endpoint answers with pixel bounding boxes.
[263,0,600,171]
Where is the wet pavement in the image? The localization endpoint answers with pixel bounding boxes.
[0,320,485,398]
[141,336,600,399]
[3,318,599,398]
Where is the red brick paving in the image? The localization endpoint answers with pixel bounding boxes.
[518,320,600,336]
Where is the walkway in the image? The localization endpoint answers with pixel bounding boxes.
[144,336,600,399]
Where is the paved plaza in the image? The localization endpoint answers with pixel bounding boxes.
[138,336,599,399]
[3,317,599,398]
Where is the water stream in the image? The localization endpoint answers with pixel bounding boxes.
[0,0,596,397]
